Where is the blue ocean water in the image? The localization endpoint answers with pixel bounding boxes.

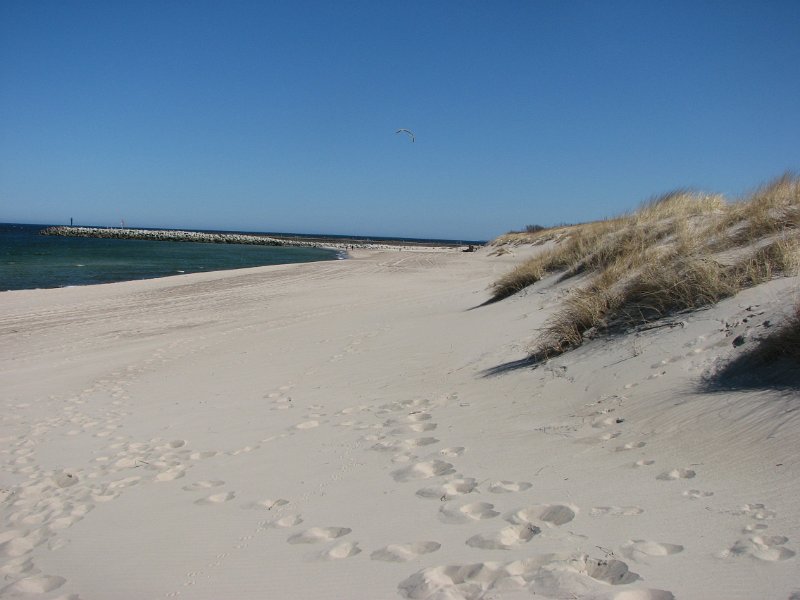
[0,223,341,292]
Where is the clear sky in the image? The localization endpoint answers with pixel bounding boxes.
[1,1,798,240]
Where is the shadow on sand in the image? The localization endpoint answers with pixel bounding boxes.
[700,353,800,392]
[480,356,541,378]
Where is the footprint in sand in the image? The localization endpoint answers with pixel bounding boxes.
[579,556,641,585]
[439,447,465,457]
[622,539,684,560]
[719,535,795,561]
[656,468,696,481]
[682,489,713,500]
[406,412,432,422]
[417,478,478,500]
[48,515,84,531]
[740,503,776,520]
[182,480,225,491]
[270,396,293,411]
[438,502,499,524]
[53,472,79,488]
[1,534,37,558]
[108,476,140,490]
[7,574,66,594]
[190,450,218,460]
[336,405,369,416]
[488,480,532,494]
[194,492,235,505]
[320,541,361,560]
[388,422,437,435]
[391,452,417,464]
[590,506,644,517]
[391,460,455,482]
[371,437,439,453]
[267,514,303,528]
[287,527,351,544]
[408,422,437,433]
[229,445,259,456]
[294,420,320,430]
[155,467,186,482]
[504,504,577,527]
[632,459,655,468]
[92,490,119,503]
[242,499,289,511]
[466,523,540,550]
[371,541,441,562]
[615,441,647,452]
[0,557,35,579]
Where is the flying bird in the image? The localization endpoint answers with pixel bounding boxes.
[396,128,415,143]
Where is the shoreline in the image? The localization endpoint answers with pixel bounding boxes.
[2,226,477,293]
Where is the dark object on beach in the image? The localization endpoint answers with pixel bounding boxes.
[463,245,476,252]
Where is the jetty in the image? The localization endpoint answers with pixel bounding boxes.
[40,226,336,248]
[40,226,473,251]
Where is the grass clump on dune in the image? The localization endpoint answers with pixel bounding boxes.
[711,174,800,248]
[490,173,800,361]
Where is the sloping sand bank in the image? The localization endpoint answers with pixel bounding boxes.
[1,247,798,599]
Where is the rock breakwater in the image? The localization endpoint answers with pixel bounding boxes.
[40,226,469,252]
[41,226,318,248]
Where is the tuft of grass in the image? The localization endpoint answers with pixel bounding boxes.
[491,258,547,300]
[710,173,800,249]
[618,256,737,325]
[531,281,620,359]
[487,173,800,362]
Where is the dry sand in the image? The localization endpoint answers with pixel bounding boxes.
[1,246,798,599]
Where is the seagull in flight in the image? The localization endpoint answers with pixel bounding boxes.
[396,128,415,143]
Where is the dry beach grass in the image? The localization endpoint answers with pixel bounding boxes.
[490,173,800,362]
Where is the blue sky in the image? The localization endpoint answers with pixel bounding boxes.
[1,1,798,240]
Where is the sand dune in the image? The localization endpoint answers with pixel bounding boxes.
[1,246,797,599]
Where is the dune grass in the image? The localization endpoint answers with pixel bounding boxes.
[489,173,800,361]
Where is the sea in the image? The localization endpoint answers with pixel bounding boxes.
[0,223,344,292]
[0,223,483,292]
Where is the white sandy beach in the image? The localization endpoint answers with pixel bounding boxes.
[1,246,798,599]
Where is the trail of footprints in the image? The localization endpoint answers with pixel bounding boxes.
[351,396,677,599]
[358,394,792,598]
[3,383,795,599]
[0,337,223,597]
[169,391,795,599]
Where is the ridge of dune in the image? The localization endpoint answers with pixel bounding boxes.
[1,245,797,599]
